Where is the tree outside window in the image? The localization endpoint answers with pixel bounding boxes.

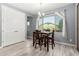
[38,15,63,32]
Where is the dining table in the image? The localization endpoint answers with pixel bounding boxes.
[33,30,53,51]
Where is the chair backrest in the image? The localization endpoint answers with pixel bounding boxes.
[34,30,41,39]
[35,30,41,32]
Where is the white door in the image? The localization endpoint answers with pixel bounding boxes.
[2,5,26,47]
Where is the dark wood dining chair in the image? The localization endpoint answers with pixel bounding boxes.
[33,30,44,50]
[48,30,55,49]
[43,30,55,52]
[33,30,41,46]
[33,30,40,46]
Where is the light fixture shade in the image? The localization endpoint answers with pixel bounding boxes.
[38,12,45,17]
[38,12,41,17]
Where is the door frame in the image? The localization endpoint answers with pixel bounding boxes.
[77,3,79,51]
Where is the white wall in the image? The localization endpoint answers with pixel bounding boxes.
[2,5,26,47]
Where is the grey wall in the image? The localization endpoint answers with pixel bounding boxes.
[27,16,37,38]
[50,4,75,44]
[27,16,33,37]
[65,4,75,44]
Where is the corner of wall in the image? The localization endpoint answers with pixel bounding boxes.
[0,4,2,47]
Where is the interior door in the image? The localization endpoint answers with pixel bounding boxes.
[2,5,26,47]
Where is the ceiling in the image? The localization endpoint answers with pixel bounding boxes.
[7,3,72,16]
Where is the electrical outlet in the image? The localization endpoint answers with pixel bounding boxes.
[70,39,72,42]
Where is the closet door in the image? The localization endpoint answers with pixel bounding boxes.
[2,5,26,47]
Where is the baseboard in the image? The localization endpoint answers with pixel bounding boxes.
[0,47,1,48]
[0,45,3,48]
[55,41,75,47]
[27,36,32,39]
[2,41,25,48]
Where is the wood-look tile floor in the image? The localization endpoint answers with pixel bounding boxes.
[0,39,79,56]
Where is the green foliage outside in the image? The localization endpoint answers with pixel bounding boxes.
[39,20,63,32]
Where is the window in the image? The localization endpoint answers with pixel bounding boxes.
[38,15,63,32]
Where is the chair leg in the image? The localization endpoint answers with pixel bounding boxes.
[39,39,40,45]
[33,33,34,46]
[52,39,53,49]
[44,39,46,47]
[33,42,34,46]
[47,39,49,52]
[53,41,55,47]
[35,41,37,48]
[40,39,42,50]
[53,38,55,47]
[33,38,35,46]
